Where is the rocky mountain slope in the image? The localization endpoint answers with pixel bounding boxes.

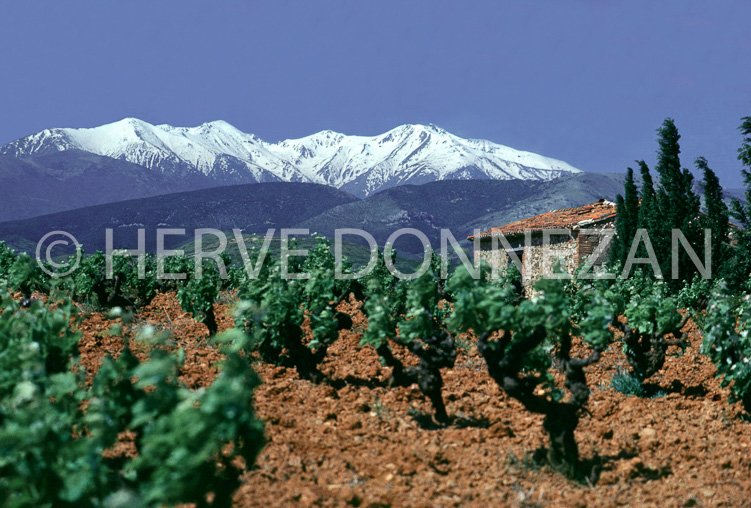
[0,118,582,221]
[0,174,621,256]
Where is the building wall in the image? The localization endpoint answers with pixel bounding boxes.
[575,227,615,268]
[522,234,577,286]
[473,222,615,288]
[475,237,518,275]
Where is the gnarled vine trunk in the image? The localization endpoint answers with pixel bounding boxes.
[478,329,602,476]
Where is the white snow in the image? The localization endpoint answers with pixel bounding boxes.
[1,118,581,195]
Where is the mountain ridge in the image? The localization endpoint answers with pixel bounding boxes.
[0,182,359,254]
[1,118,581,201]
[0,175,621,257]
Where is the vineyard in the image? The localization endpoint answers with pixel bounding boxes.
[1,237,751,507]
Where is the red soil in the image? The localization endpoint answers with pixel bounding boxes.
[74,293,751,507]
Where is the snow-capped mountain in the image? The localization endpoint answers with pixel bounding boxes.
[1,118,294,185]
[1,118,581,197]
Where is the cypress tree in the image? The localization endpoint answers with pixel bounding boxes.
[635,160,659,269]
[731,116,751,226]
[652,118,701,286]
[655,119,685,227]
[613,194,627,265]
[653,119,681,277]
[697,156,729,276]
[679,165,703,282]
[637,160,657,230]
[738,116,751,169]
[623,166,640,239]
[613,167,640,266]
[729,116,751,287]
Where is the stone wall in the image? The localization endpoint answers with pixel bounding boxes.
[475,239,516,275]
[473,222,615,288]
[522,234,577,286]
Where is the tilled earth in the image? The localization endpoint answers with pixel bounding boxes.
[77,293,751,507]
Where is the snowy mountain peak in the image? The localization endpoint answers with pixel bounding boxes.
[203,119,233,128]
[193,120,244,134]
[1,119,581,197]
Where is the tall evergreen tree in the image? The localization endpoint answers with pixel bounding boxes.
[655,119,685,228]
[613,194,627,265]
[613,167,640,266]
[652,119,680,273]
[637,160,657,230]
[731,116,751,225]
[652,118,702,286]
[739,116,751,168]
[635,160,659,266]
[678,164,704,281]
[623,165,640,235]
[729,116,751,287]
[696,156,729,276]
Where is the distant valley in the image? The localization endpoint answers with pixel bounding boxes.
[0,174,625,258]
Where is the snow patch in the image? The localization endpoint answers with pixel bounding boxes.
[1,119,581,196]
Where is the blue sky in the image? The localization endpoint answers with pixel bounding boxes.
[1,1,750,186]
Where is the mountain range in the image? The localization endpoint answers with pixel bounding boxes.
[1,118,742,262]
[0,174,625,257]
[0,118,581,221]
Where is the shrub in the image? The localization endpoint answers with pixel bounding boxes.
[447,263,614,476]
[233,238,353,382]
[359,247,407,314]
[363,269,456,424]
[675,274,725,330]
[566,276,616,324]
[675,274,714,316]
[702,284,751,415]
[177,260,221,335]
[71,249,159,309]
[609,366,647,397]
[611,268,655,306]
[0,279,264,507]
[618,282,688,384]
[0,241,15,280]
[6,253,51,306]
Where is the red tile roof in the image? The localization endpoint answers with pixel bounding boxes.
[469,199,616,240]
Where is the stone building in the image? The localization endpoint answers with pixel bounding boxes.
[470,199,616,286]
